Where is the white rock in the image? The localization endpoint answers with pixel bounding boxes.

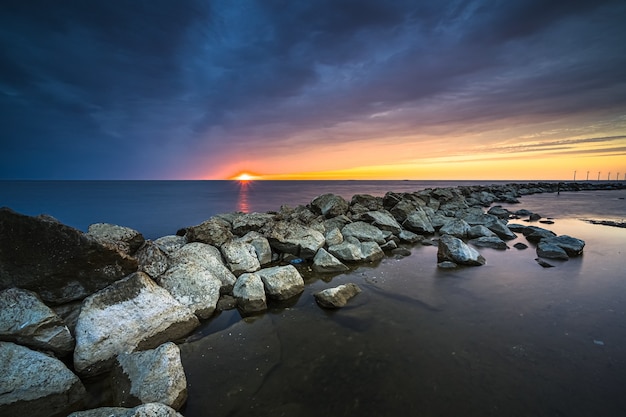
[257,265,304,300]
[233,273,267,314]
[221,240,261,275]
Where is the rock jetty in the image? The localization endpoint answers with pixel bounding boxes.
[1,181,619,416]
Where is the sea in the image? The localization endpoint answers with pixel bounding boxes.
[1,180,626,417]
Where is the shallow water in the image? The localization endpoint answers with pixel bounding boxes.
[179,191,626,417]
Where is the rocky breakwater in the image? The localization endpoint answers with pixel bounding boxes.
[0,181,603,416]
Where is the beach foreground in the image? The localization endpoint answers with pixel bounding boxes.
[1,182,625,417]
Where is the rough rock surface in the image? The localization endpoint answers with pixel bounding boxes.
[265,221,325,259]
[328,237,365,262]
[153,235,187,256]
[312,248,349,273]
[157,263,222,319]
[437,235,486,266]
[73,272,199,376]
[111,342,187,410]
[314,283,362,308]
[341,221,386,244]
[542,235,585,257]
[231,213,275,236]
[86,223,145,256]
[257,265,304,300]
[536,241,569,260]
[361,211,402,234]
[360,241,385,262]
[68,403,184,417]
[324,227,344,247]
[232,273,267,314]
[135,241,169,279]
[402,209,435,234]
[468,225,497,239]
[0,341,86,417]
[220,240,261,275]
[184,217,233,247]
[522,226,557,243]
[439,218,471,238]
[0,288,74,356]
[310,193,350,217]
[170,243,236,293]
[468,236,508,250]
[0,208,138,304]
[237,231,272,265]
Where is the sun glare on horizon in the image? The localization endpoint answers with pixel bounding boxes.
[231,172,260,181]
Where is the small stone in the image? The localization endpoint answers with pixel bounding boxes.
[391,247,411,257]
[437,261,458,269]
[314,283,362,308]
[535,258,555,268]
[513,242,528,250]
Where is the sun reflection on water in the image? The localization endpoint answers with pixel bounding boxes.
[236,179,251,213]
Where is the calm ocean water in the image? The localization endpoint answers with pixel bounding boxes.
[2,180,625,416]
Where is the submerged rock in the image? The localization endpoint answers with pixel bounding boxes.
[314,283,362,308]
[0,341,86,417]
[437,235,486,266]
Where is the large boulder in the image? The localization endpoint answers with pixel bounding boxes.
[153,235,187,256]
[312,248,349,273]
[0,288,74,356]
[543,235,585,257]
[389,199,419,223]
[468,225,497,239]
[135,240,169,279]
[468,236,508,250]
[360,241,385,262]
[328,238,365,262]
[402,209,435,234]
[341,221,386,244]
[237,231,272,265]
[360,211,402,234]
[536,241,569,260]
[265,221,325,259]
[170,243,236,294]
[485,219,517,240]
[310,193,349,218]
[257,265,304,300]
[73,272,199,376]
[523,226,557,243]
[232,273,267,315]
[86,223,145,256]
[156,263,222,319]
[111,342,187,410]
[0,341,86,417]
[184,217,233,247]
[68,403,184,417]
[439,218,471,238]
[437,235,486,266]
[231,213,275,236]
[0,208,138,304]
[350,194,383,211]
[314,283,362,308]
[220,240,261,275]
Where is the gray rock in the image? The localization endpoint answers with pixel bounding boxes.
[523,226,557,243]
[73,272,199,376]
[529,213,542,221]
[536,241,569,260]
[350,194,383,211]
[185,217,234,247]
[486,206,510,219]
[535,258,555,268]
[157,263,221,319]
[439,218,471,238]
[513,242,529,250]
[135,241,169,279]
[380,239,398,251]
[257,265,304,300]
[506,223,529,233]
[437,235,486,266]
[341,221,386,244]
[231,212,275,236]
[265,221,325,259]
[216,294,237,311]
[485,219,517,240]
[0,288,74,356]
[0,341,86,417]
[0,208,138,304]
[170,243,236,294]
[233,273,267,314]
[360,241,385,262]
[389,199,419,223]
[310,193,350,218]
[542,235,585,257]
[328,238,365,262]
[361,211,402,234]
[468,236,508,250]
[87,223,145,256]
[312,248,349,273]
[314,283,362,308]
[68,403,184,417]
[237,231,272,265]
[437,261,458,269]
[112,342,187,410]
[468,225,497,239]
[153,235,187,256]
[220,240,261,275]
[402,208,435,234]
[324,227,344,247]
[391,247,411,256]
[398,229,424,243]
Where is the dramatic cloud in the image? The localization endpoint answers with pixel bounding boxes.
[1,0,625,179]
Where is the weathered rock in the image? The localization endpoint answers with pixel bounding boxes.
[536,241,569,260]
[153,235,187,256]
[184,217,234,247]
[529,213,542,221]
[237,231,272,265]
[380,239,398,251]
[542,235,585,257]
[312,248,349,273]
[437,235,486,266]
[468,236,508,250]
[86,223,145,256]
[324,227,344,246]
[391,247,411,257]
[232,273,267,314]
[486,206,510,219]
[398,229,424,243]
[513,242,529,250]
[0,208,138,304]
[231,212,275,236]
[135,241,169,279]
[0,288,74,356]
[439,218,471,238]
[0,341,86,417]
[257,265,304,300]
[523,226,557,243]
[468,224,497,238]
[216,294,237,311]
[351,194,383,211]
[68,403,184,417]
[361,211,402,234]
[314,283,362,308]
[74,272,199,376]
[310,193,350,218]
[328,237,365,262]
[157,263,221,319]
[402,208,435,234]
[506,223,529,233]
[220,240,261,275]
[341,221,386,244]
[111,342,187,410]
[53,301,82,338]
[170,243,236,293]
[360,241,385,262]
[485,219,517,240]
[265,221,325,259]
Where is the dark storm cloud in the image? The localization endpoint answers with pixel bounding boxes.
[1,0,625,178]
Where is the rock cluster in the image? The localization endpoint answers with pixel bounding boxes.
[0,181,600,416]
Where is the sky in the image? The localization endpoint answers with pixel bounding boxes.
[1,0,625,181]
